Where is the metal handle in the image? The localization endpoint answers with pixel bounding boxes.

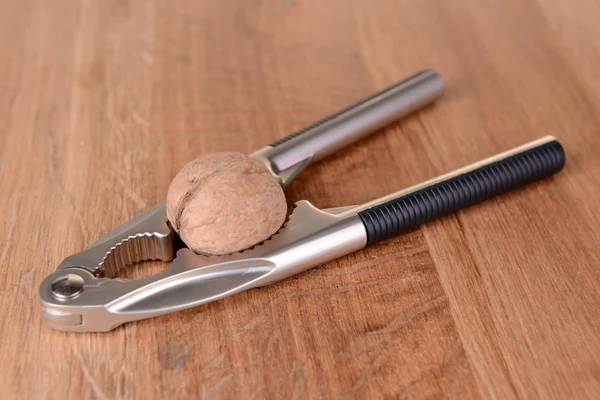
[250,69,444,183]
[353,136,565,246]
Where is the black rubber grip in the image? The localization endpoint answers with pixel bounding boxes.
[270,77,417,147]
[358,140,565,246]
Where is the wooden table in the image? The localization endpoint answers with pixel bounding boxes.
[1,0,599,398]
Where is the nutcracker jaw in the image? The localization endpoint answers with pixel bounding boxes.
[39,201,367,332]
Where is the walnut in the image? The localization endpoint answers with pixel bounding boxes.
[166,152,287,255]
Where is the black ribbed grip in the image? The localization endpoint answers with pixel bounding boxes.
[358,140,565,246]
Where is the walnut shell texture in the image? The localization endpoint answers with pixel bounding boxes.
[166,152,287,255]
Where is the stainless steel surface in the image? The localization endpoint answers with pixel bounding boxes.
[51,274,85,299]
[39,69,446,332]
[250,69,445,186]
[56,202,174,277]
[340,135,558,216]
[40,202,367,332]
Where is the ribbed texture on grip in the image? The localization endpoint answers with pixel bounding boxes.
[358,140,565,246]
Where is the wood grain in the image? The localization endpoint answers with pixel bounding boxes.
[1,0,599,398]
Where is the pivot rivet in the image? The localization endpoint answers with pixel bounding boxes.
[51,274,85,299]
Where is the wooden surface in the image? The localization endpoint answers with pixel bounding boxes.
[1,0,600,398]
